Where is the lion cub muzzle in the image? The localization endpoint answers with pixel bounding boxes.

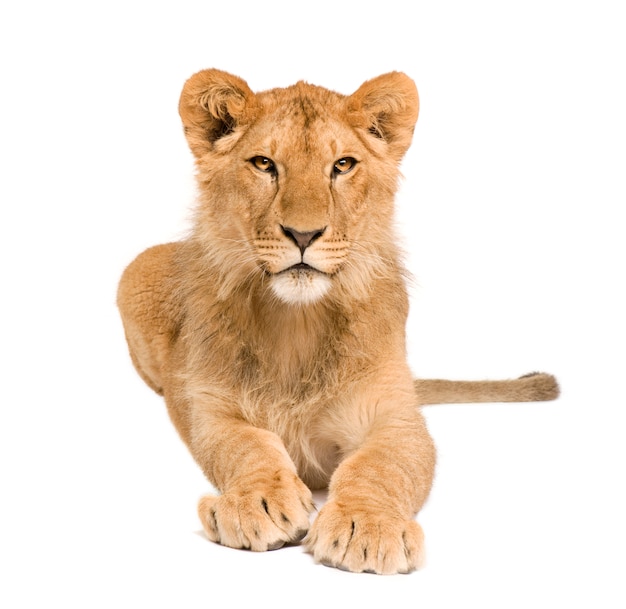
[266,225,333,305]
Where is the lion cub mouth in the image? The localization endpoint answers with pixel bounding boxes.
[270,263,332,305]
[288,262,316,271]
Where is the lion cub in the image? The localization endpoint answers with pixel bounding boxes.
[117,69,558,574]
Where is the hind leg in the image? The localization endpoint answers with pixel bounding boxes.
[117,242,182,395]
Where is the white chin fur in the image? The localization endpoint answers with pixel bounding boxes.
[270,269,332,305]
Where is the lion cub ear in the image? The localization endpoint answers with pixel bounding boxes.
[347,72,419,161]
[179,69,257,158]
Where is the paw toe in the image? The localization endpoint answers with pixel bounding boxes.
[307,502,425,574]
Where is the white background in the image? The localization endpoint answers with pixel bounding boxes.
[1,1,624,607]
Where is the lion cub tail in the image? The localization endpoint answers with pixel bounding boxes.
[415,372,560,405]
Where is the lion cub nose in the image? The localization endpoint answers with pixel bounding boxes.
[281,226,326,255]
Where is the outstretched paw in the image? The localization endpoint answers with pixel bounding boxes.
[198,470,314,552]
[305,501,424,574]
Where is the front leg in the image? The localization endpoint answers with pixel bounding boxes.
[191,415,314,552]
[306,404,435,574]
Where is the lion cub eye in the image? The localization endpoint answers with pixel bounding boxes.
[250,156,276,174]
[333,157,357,175]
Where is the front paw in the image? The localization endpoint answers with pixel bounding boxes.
[198,470,314,552]
[305,501,425,574]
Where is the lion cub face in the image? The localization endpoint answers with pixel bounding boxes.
[239,100,371,305]
[178,70,419,305]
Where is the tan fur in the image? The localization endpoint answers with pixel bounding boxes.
[117,69,559,574]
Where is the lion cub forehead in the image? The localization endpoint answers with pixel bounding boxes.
[249,83,359,158]
[249,116,358,163]
[258,81,348,122]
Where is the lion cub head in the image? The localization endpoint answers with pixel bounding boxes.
[179,69,419,306]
